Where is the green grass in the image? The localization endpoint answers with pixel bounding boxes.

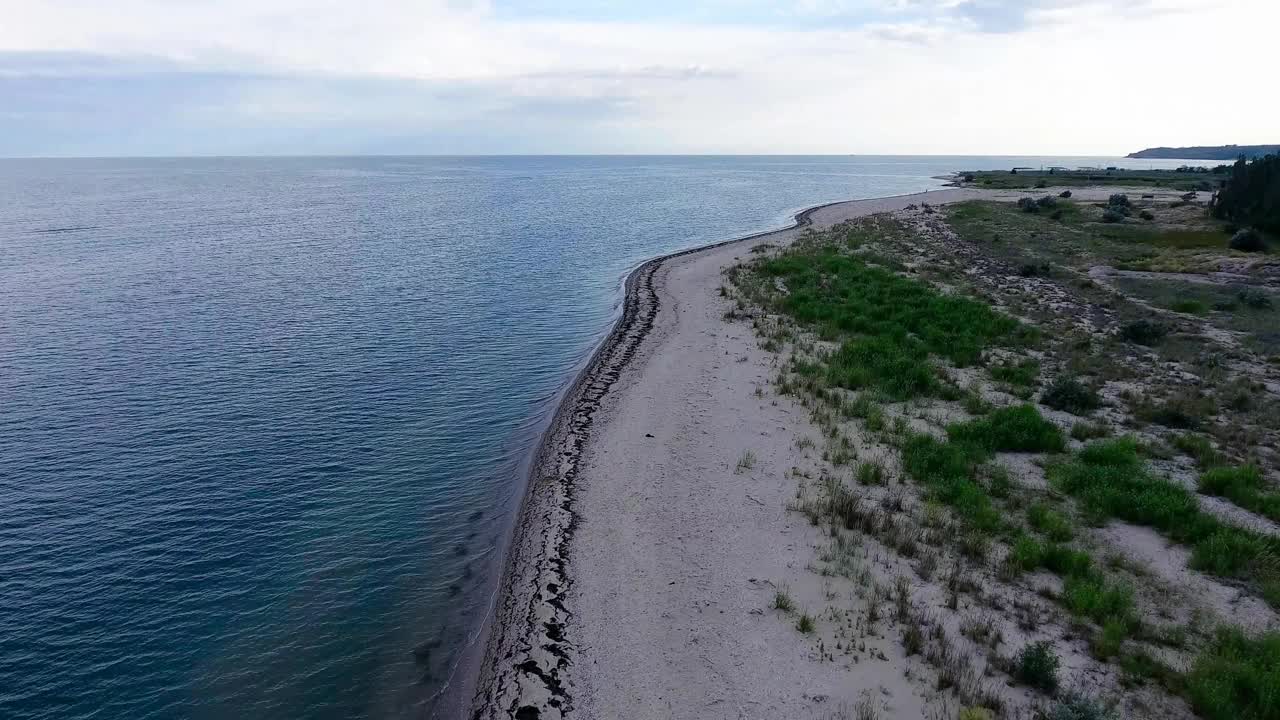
[901,433,1002,532]
[1071,421,1111,441]
[1095,224,1232,250]
[1028,503,1074,541]
[1049,438,1280,602]
[947,404,1066,454]
[1114,278,1280,354]
[749,240,1030,401]
[796,612,816,634]
[961,169,1208,191]
[1171,299,1210,315]
[1186,627,1280,720]
[1199,465,1280,523]
[1174,433,1222,468]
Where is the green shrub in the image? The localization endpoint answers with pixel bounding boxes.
[947,404,1065,454]
[1135,391,1215,430]
[1238,289,1274,309]
[1171,299,1209,314]
[1059,190,1073,198]
[1093,616,1128,659]
[1102,208,1125,223]
[1139,210,1156,221]
[1041,376,1100,416]
[1015,641,1060,691]
[1011,534,1045,571]
[1229,228,1267,253]
[900,433,1001,532]
[856,460,887,486]
[1063,574,1134,626]
[1119,320,1167,346]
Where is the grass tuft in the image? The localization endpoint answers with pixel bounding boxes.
[947,404,1066,454]
[1199,465,1280,523]
[1186,627,1280,720]
[1050,438,1280,602]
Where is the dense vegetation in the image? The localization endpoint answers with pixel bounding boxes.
[1127,144,1280,160]
[960,169,1210,191]
[1212,154,1280,237]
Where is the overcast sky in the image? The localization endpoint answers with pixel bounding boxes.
[1,0,1274,157]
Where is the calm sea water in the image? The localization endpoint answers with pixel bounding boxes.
[0,155,1195,719]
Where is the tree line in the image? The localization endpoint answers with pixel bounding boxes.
[1212,154,1280,237]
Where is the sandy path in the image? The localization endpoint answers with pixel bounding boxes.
[469,189,985,720]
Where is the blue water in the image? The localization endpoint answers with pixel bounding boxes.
[0,155,1197,719]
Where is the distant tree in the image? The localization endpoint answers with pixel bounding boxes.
[1212,154,1280,236]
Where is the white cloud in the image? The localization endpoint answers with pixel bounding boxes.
[0,0,1275,155]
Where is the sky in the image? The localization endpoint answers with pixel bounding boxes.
[1,0,1275,157]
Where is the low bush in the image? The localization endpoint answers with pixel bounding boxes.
[1229,228,1267,252]
[1015,641,1060,692]
[1170,299,1208,314]
[1102,208,1125,223]
[1018,197,1040,213]
[1237,288,1273,310]
[1135,390,1215,430]
[1139,210,1155,221]
[1108,193,1131,210]
[1070,421,1111,441]
[1059,190,1073,198]
[1119,319,1167,346]
[1041,376,1100,415]
[1037,195,1058,209]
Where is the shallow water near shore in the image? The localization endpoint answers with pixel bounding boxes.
[0,155,1195,719]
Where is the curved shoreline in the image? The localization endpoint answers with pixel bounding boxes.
[465,188,967,719]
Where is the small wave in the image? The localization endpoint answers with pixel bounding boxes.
[32,226,100,234]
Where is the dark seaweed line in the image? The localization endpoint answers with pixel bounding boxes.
[465,198,852,720]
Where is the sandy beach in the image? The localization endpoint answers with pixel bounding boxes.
[469,189,987,719]
[470,179,1272,720]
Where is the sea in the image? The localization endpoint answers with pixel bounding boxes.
[0,155,1197,719]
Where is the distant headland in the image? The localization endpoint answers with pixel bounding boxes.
[1127,144,1280,160]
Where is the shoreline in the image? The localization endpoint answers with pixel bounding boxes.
[466,188,981,718]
